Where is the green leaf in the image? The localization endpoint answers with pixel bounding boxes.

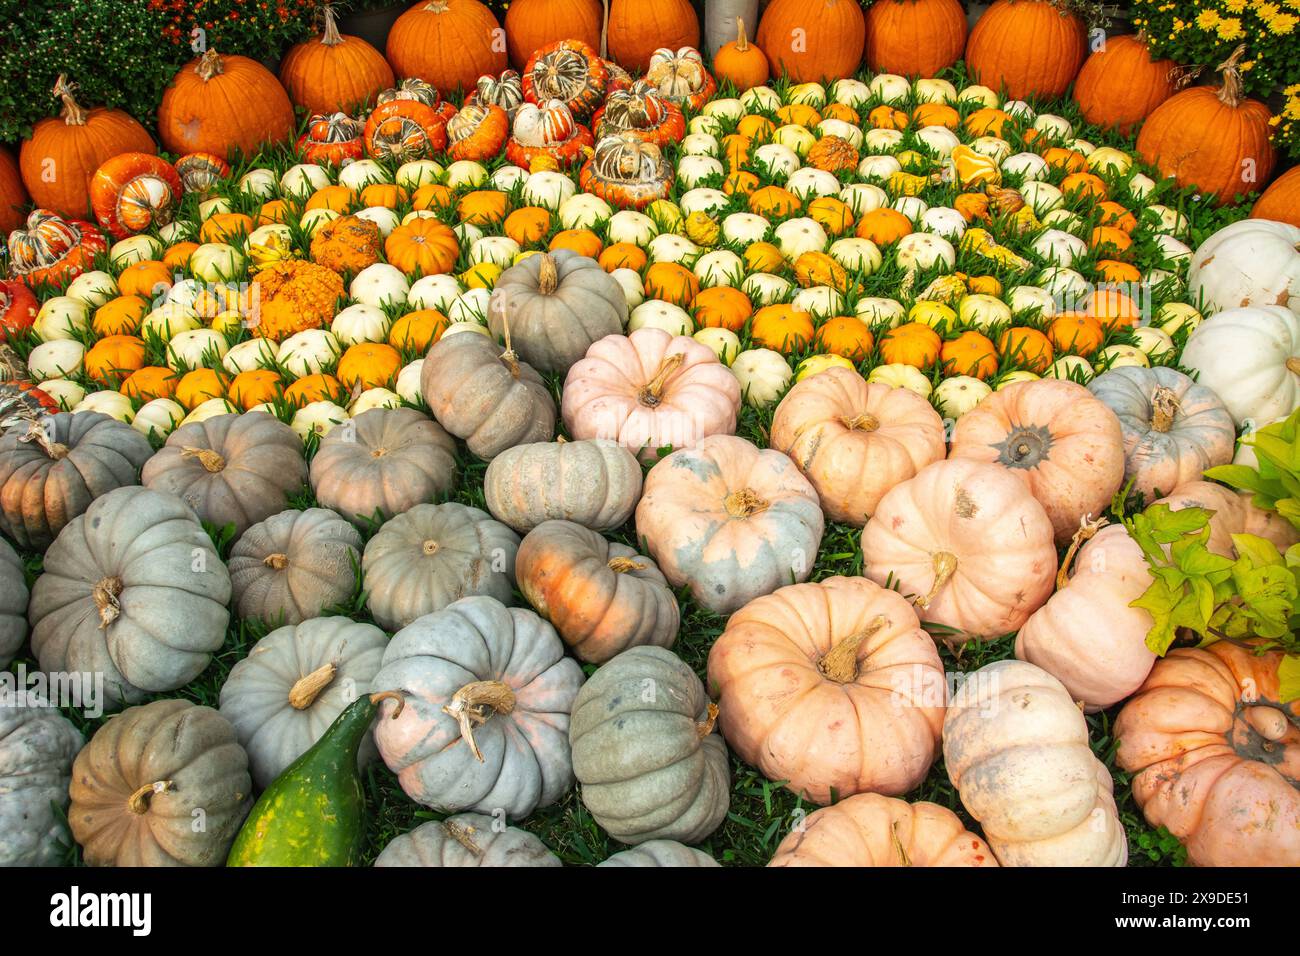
[1230,533,1285,569]
[1278,655,1300,705]
[1204,464,1275,496]
[1132,580,1182,655]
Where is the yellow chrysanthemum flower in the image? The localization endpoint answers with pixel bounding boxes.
[1217,16,1246,37]
[1197,9,1221,27]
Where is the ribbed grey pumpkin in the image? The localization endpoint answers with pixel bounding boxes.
[372,595,584,819]
[598,840,721,867]
[29,486,232,706]
[311,407,458,525]
[0,701,83,866]
[218,616,388,788]
[0,539,28,669]
[0,411,152,549]
[228,507,363,626]
[1087,366,1237,501]
[516,520,678,663]
[142,411,308,537]
[483,438,642,533]
[570,645,730,845]
[375,815,562,867]
[487,250,627,374]
[421,331,555,460]
[363,502,520,631]
[69,699,251,867]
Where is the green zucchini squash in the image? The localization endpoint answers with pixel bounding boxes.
[227,690,403,867]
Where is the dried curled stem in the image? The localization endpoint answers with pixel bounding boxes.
[53,74,87,125]
[93,576,124,629]
[607,556,645,573]
[499,310,520,379]
[1150,387,1179,433]
[638,353,684,407]
[196,49,224,81]
[696,702,719,739]
[263,552,289,570]
[443,818,485,855]
[840,413,880,432]
[724,487,769,518]
[891,820,913,867]
[1215,44,1247,107]
[536,254,559,294]
[288,662,338,710]
[20,420,69,460]
[370,690,405,718]
[1057,514,1108,590]
[443,680,516,762]
[127,779,174,815]
[914,551,957,610]
[817,616,888,683]
[181,446,226,472]
[320,2,343,45]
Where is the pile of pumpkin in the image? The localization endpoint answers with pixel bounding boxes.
[2,0,1300,869]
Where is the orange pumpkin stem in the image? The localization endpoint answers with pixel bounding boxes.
[181,445,227,472]
[423,0,450,11]
[52,74,88,126]
[1150,387,1179,433]
[840,413,880,432]
[607,556,645,573]
[370,689,406,718]
[288,662,338,710]
[443,680,517,762]
[92,575,124,629]
[724,487,769,517]
[1056,514,1109,590]
[127,779,175,815]
[735,18,750,52]
[1215,44,1247,107]
[638,352,684,406]
[537,253,559,294]
[321,2,344,46]
[817,615,889,683]
[195,48,225,81]
[915,551,957,610]
[696,702,719,738]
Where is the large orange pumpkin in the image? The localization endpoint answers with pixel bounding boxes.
[279,3,395,114]
[19,75,154,219]
[607,0,700,73]
[1136,48,1276,206]
[504,0,603,69]
[712,17,769,92]
[387,0,509,98]
[864,0,967,78]
[757,0,865,83]
[1116,641,1300,867]
[158,50,295,160]
[1253,167,1300,228]
[1073,33,1176,135]
[709,576,944,805]
[0,146,28,234]
[384,218,460,276]
[965,0,1086,100]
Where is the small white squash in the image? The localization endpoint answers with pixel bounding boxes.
[166,329,228,370]
[730,348,792,409]
[396,160,444,190]
[628,300,694,336]
[34,297,89,341]
[223,338,278,375]
[557,193,612,230]
[522,171,575,210]
[1187,219,1300,315]
[291,401,350,440]
[407,274,464,313]
[350,263,409,308]
[132,398,186,439]
[36,378,85,410]
[1180,305,1300,426]
[332,304,390,346]
[281,164,332,198]
[396,361,424,404]
[63,271,117,308]
[74,389,135,422]
[867,363,931,397]
[693,327,740,365]
[190,243,244,282]
[278,329,341,377]
[934,376,991,419]
[607,210,658,246]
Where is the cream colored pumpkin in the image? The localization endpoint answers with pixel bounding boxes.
[1180,305,1300,428]
[1187,218,1300,314]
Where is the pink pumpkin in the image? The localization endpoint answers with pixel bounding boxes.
[769,367,947,526]
[949,379,1125,545]
[1155,480,1300,557]
[1015,523,1157,711]
[561,328,741,463]
[860,459,1057,641]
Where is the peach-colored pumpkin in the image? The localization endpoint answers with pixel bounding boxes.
[769,367,946,526]
[860,459,1057,641]
[635,435,824,615]
[1154,480,1300,557]
[949,379,1125,545]
[708,576,944,804]
[769,793,998,867]
[561,328,741,464]
[1115,641,1300,867]
[1015,523,1156,712]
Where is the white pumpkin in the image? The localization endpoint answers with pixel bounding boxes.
[278,329,341,377]
[676,156,725,190]
[447,288,492,324]
[678,188,729,216]
[407,274,465,312]
[396,361,424,404]
[892,195,929,223]
[914,77,957,103]
[557,192,613,230]
[28,340,84,379]
[1036,267,1089,301]
[1031,229,1087,267]
[915,125,959,159]
[721,213,770,245]
[1156,302,1202,335]
[445,160,487,190]
[787,82,826,107]
[108,235,162,269]
[867,363,931,397]
[863,128,904,154]
[141,303,201,341]
[816,119,862,148]
[694,250,745,287]
[693,327,740,365]
[934,376,991,419]
[867,74,909,104]
[441,320,490,338]
[773,125,817,158]
[969,136,1013,162]
[74,389,135,422]
[166,329,228,370]
[281,164,332,198]
[489,165,526,191]
[355,206,401,237]
[1044,355,1094,382]
[790,286,842,318]
[522,171,575,210]
[681,133,719,157]
[223,337,278,375]
[742,273,793,306]
[1002,152,1048,181]
[238,167,278,198]
[196,198,229,222]
[395,161,444,190]
[740,86,781,111]
[63,271,117,308]
[1130,326,1175,358]
[828,238,881,274]
[647,234,700,265]
[609,268,644,309]
[840,183,888,215]
[1180,305,1300,427]
[773,218,828,259]
[855,297,906,326]
[752,143,801,179]
[291,401,350,440]
[786,167,840,200]
[469,236,520,268]
[332,304,390,346]
[350,263,409,308]
[895,233,955,272]
[628,300,694,336]
[1095,344,1149,370]
[1086,147,1131,175]
[350,387,403,415]
[337,159,389,192]
[36,378,85,410]
[158,221,194,246]
[1187,219,1300,315]
[34,297,89,341]
[957,85,998,108]
[132,398,186,439]
[702,97,744,121]
[190,243,244,282]
[856,155,901,181]
[1003,99,1035,120]
[451,221,483,247]
[920,207,966,240]
[958,294,1013,331]
[832,77,872,106]
[1032,113,1072,138]
[730,348,792,408]
[1020,181,1064,216]
[607,210,658,246]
